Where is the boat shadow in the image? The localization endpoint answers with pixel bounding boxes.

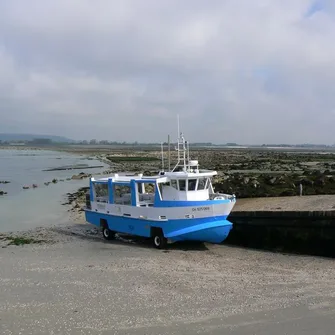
[52,223,209,251]
[119,235,209,252]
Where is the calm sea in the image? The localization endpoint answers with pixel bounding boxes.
[0,149,108,233]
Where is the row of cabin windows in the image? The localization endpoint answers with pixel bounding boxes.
[94,179,210,202]
[169,178,209,191]
[94,183,154,198]
[94,182,155,204]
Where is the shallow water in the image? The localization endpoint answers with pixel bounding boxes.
[0,149,107,233]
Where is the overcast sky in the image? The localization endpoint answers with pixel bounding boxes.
[0,0,335,144]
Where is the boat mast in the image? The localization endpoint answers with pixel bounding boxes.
[172,114,189,172]
[187,140,190,169]
[168,134,171,171]
[182,133,186,171]
[161,142,164,171]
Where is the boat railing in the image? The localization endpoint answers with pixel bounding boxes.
[114,193,131,205]
[94,193,156,206]
[138,193,155,206]
[96,196,108,203]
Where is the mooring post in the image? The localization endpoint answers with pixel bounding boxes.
[299,183,303,196]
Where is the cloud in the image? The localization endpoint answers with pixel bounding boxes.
[0,0,335,144]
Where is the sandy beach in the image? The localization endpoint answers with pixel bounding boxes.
[1,218,335,334]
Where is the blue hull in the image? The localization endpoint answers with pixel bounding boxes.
[85,210,233,244]
[166,222,233,244]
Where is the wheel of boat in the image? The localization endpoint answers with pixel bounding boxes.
[102,227,115,240]
[152,230,168,249]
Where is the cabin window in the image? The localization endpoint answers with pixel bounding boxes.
[159,182,170,194]
[114,184,131,205]
[178,179,186,191]
[197,178,206,190]
[137,182,144,194]
[188,179,197,191]
[205,178,211,189]
[138,182,158,205]
[95,183,108,202]
[145,183,155,194]
[171,180,178,189]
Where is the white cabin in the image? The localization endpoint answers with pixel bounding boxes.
[159,171,216,201]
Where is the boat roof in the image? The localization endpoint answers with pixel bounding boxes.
[162,170,217,178]
[91,170,217,183]
[91,174,167,183]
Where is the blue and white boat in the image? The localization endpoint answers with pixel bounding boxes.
[84,131,236,248]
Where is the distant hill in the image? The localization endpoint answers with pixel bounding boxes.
[0,133,75,143]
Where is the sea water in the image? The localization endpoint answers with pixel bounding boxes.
[0,149,108,233]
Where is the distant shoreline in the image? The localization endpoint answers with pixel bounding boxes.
[2,144,335,155]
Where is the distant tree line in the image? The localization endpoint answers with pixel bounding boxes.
[0,138,62,145]
[1,138,334,148]
[76,139,216,146]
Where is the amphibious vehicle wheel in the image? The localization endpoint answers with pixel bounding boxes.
[102,227,115,240]
[152,229,168,249]
[100,219,115,241]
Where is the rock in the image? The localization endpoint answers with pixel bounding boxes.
[315,177,326,186]
[52,179,58,183]
[252,180,260,188]
[243,177,250,184]
[23,186,29,189]
[44,182,50,186]
[280,189,296,196]
[71,173,89,180]
[300,179,314,186]
[0,181,10,184]
[276,176,287,184]
[0,190,7,195]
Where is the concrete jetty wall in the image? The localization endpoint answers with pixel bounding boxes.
[226,196,335,257]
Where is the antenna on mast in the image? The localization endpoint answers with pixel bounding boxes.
[187,140,190,168]
[177,114,180,138]
[168,134,171,171]
[172,113,190,172]
[161,142,164,171]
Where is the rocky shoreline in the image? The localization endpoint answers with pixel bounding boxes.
[4,146,335,210]
[3,145,335,198]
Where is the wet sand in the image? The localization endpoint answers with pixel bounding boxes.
[1,222,335,334]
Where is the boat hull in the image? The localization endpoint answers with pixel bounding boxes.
[165,219,233,244]
[85,210,233,244]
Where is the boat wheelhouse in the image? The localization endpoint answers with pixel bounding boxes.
[84,131,236,248]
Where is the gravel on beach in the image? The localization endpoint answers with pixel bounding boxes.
[1,222,335,334]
